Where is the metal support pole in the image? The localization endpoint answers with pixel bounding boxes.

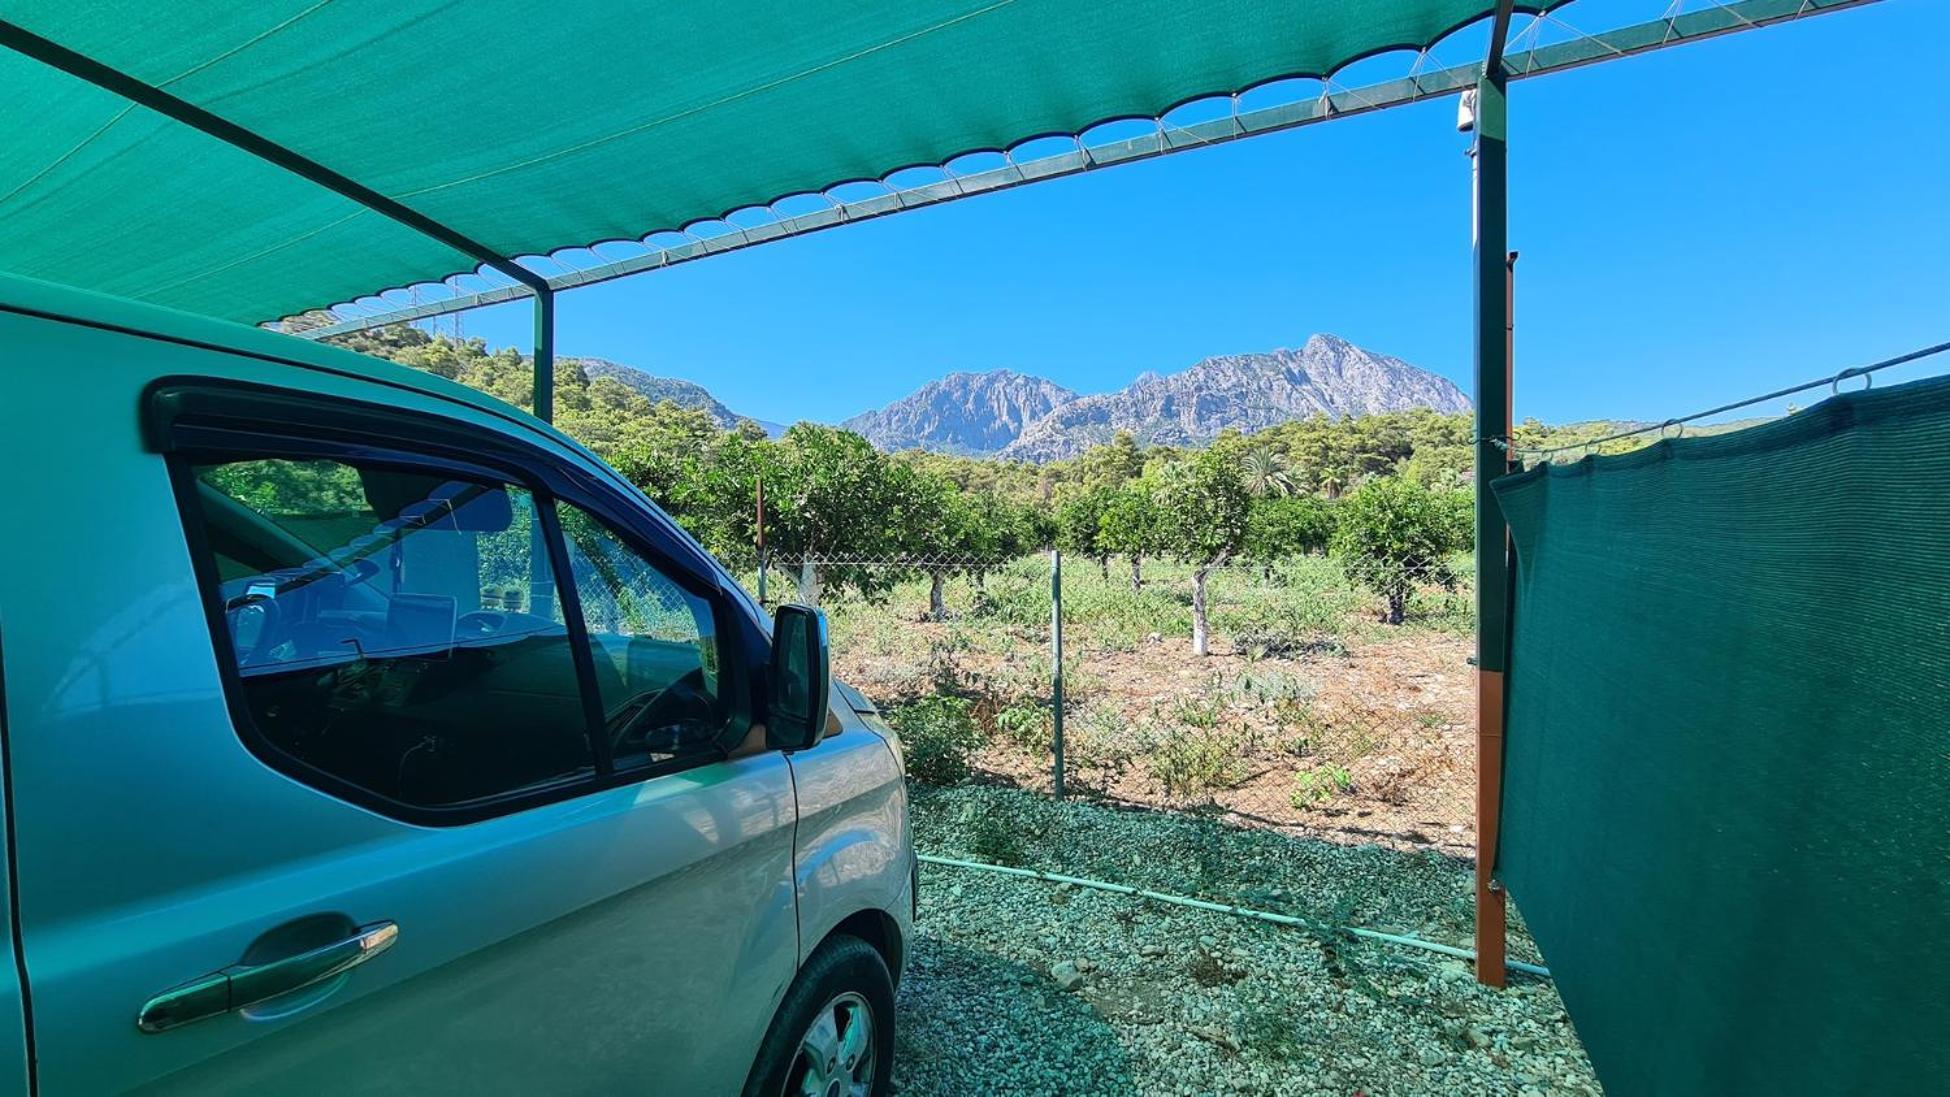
[1050,550,1066,799]
[533,284,556,423]
[1471,7,1515,990]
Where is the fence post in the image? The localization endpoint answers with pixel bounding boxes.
[1470,44,1514,989]
[1050,549,1065,798]
[755,475,767,604]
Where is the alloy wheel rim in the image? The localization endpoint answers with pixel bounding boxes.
[788,990,875,1097]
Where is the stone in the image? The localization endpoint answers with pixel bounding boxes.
[1050,961,1084,991]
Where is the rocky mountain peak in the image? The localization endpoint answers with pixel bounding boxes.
[841,368,1078,456]
[549,336,1469,461]
[996,336,1470,462]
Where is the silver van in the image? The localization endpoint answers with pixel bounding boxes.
[0,272,915,1095]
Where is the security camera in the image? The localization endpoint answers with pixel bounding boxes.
[1457,88,1478,133]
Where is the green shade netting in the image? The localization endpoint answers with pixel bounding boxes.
[1491,376,1950,1096]
[0,1,1555,324]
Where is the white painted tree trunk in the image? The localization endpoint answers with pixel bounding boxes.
[799,559,822,607]
[1191,565,1211,656]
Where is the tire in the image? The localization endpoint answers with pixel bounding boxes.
[742,934,896,1097]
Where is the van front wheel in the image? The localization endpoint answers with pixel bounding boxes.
[744,935,895,1097]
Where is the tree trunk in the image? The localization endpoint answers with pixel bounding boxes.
[928,570,946,619]
[1386,592,1405,625]
[1129,555,1144,592]
[1098,555,1110,582]
[1191,565,1211,656]
[799,559,822,607]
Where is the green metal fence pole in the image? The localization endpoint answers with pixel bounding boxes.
[533,284,556,423]
[755,476,768,604]
[1471,3,1515,989]
[1050,549,1066,798]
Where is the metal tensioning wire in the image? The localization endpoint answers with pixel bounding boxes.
[1473,339,1950,460]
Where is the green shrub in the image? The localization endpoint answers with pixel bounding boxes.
[1239,1008,1308,1063]
[892,696,985,785]
[1317,721,1379,769]
[1148,729,1243,796]
[1290,764,1353,808]
[994,656,1054,702]
[966,809,1028,867]
[1064,703,1145,773]
[1225,668,1316,706]
[1187,947,1244,987]
[924,638,969,694]
[993,698,1051,750]
[1166,687,1227,731]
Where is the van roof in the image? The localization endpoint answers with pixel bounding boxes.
[0,267,547,436]
[1,268,681,550]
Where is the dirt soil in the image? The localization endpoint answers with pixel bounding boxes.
[836,621,1479,859]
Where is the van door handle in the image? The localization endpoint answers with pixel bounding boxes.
[138,921,399,1033]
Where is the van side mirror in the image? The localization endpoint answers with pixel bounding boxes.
[768,604,830,750]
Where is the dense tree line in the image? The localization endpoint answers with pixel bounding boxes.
[332,327,1502,643]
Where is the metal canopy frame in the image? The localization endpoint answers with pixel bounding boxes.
[291,0,1875,342]
[0,2,1874,429]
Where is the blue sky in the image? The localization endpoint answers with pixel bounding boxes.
[456,0,1945,428]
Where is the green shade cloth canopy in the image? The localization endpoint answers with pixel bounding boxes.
[1491,377,1950,1095]
[0,1,1552,324]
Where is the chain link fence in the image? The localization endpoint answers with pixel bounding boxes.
[1047,555,1477,856]
[749,550,1493,952]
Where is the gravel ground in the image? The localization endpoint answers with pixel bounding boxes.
[891,786,1598,1096]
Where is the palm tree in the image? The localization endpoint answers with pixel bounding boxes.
[1317,462,1350,500]
[1240,446,1295,498]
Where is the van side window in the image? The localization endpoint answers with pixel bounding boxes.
[188,457,594,808]
[557,502,726,769]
